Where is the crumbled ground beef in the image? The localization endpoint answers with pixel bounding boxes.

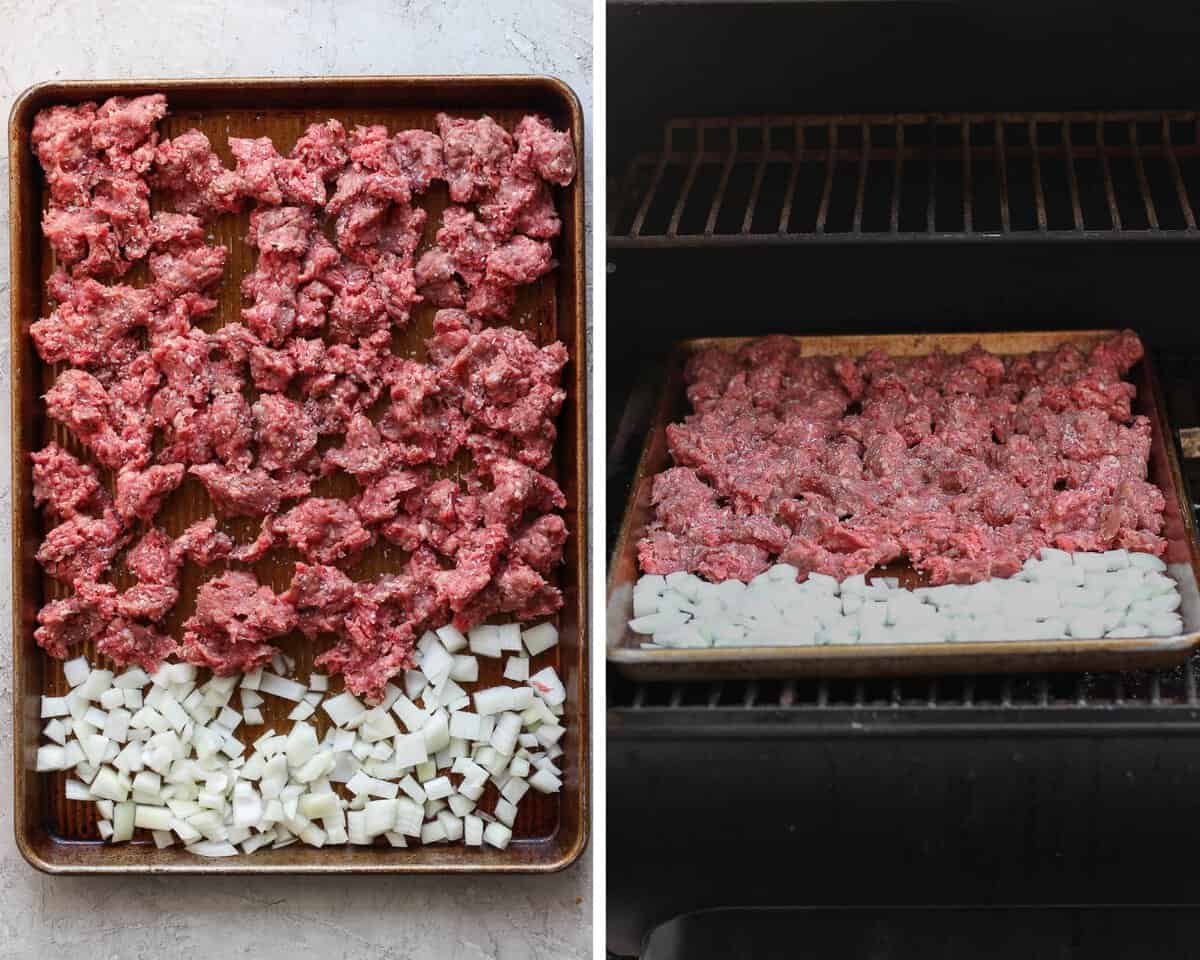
[30,100,573,690]
[274,497,375,565]
[152,128,245,220]
[181,571,296,674]
[282,562,358,637]
[98,619,179,672]
[173,517,234,566]
[438,113,513,203]
[35,581,118,659]
[114,464,185,524]
[31,276,154,368]
[32,95,165,277]
[640,332,1165,585]
[30,442,107,521]
[36,510,128,586]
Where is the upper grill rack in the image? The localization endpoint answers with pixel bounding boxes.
[610,110,1200,245]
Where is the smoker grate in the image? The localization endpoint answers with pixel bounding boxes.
[610,111,1200,246]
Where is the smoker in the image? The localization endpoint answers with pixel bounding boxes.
[606,2,1200,955]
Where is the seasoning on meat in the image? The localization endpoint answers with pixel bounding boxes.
[181,571,296,675]
[173,517,234,566]
[35,581,118,659]
[114,463,186,524]
[32,95,165,277]
[36,509,127,586]
[639,332,1165,586]
[30,442,107,521]
[274,497,375,566]
[45,370,150,470]
[282,562,358,638]
[125,528,181,586]
[152,129,246,220]
[513,114,577,186]
[97,619,179,673]
[189,463,300,518]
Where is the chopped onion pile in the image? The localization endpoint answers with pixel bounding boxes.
[631,549,1184,648]
[37,621,563,856]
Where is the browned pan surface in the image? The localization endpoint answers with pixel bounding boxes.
[10,77,587,873]
[607,330,1200,682]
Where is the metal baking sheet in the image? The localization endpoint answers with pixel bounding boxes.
[10,76,588,873]
[608,330,1200,681]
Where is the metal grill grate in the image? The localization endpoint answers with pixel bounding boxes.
[612,663,1200,712]
[610,111,1200,246]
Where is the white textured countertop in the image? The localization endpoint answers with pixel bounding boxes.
[0,2,592,957]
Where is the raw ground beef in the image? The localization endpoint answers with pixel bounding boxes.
[98,619,179,673]
[152,128,246,220]
[274,497,375,566]
[35,581,117,658]
[639,332,1166,586]
[36,510,128,586]
[30,442,107,521]
[181,571,296,674]
[173,517,234,566]
[32,94,165,277]
[29,99,572,691]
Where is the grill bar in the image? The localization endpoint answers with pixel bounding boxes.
[612,109,1200,244]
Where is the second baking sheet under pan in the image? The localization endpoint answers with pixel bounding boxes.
[607,330,1200,682]
[10,76,588,873]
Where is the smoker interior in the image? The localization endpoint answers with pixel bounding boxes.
[608,2,1200,955]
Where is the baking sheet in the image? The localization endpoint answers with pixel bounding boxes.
[10,76,588,873]
[607,330,1200,681]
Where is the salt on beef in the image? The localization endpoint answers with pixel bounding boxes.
[32,95,165,277]
[28,101,574,693]
[415,113,573,320]
[182,571,296,675]
[639,332,1167,587]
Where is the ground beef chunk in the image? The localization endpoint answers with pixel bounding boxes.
[114,463,185,524]
[480,457,566,527]
[231,519,279,563]
[247,206,318,256]
[413,247,465,307]
[152,129,246,220]
[513,114,577,187]
[230,136,325,207]
[513,513,569,575]
[98,618,178,672]
[252,394,319,473]
[323,413,395,479]
[429,206,499,287]
[356,468,425,526]
[291,119,349,181]
[116,583,179,622]
[35,581,118,659]
[378,358,466,465]
[31,276,154,368]
[381,477,482,556]
[36,509,127,586]
[432,524,510,613]
[437,113,512,203]
[30,443,107,521]
[392,129,444,193]
[189,464,295,517]
[486,235,554,286]
[296,332,391,435]
[327,126,413,251]
[208,391,255,469]
[452,555,563,631]
[149,242,227,299]
[274,497,375,565]
[173,517,235,566]
[181,571,296,674]
[437,324,568,470]
[314,549,443,701]
[126,528,180,585]
[478,174,560,239]
[31,95,164,277]
[640,332,1163,585]
[282,562,358,637]
[45,369,149,469]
